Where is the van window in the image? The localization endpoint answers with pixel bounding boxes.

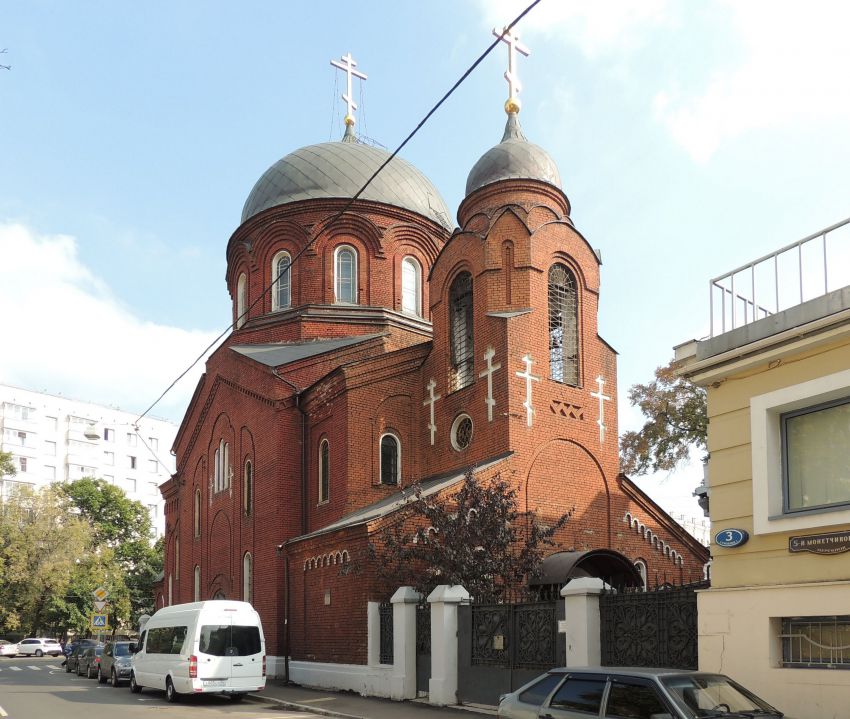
[147,626,188,655]
[199,624,261,656]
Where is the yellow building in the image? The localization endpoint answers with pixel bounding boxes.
[676,218,850,719]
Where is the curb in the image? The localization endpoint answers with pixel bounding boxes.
[247,692,365,719]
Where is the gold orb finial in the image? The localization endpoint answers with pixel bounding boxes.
[505,97,521,114]
[344,114,356,127]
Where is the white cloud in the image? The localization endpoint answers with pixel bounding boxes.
[0,223,218,422]
[654,1,850,162]
[478,0,673,59]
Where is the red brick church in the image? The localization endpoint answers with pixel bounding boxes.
[160,48,708,675]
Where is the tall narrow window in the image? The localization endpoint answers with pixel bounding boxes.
[168,574,173,606]
[380,434,400,486]
[175,537,180,580]
[214,446,221,492]
[194,565,200,602]
[401,256,422,316]
[318,439,329,503]
[271,251,292,311]
[222,442,229,489]
[334,245,358,304]
[236,273,247,328]
[194,489,201,537]
[243,552,253,604]
[548,263,579,385]
[449,272,474,391]
[243,459,253,515]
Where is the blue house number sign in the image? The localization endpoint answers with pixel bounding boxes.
[715,528,749,548]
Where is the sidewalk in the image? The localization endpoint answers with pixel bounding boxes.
[250,680,498,719]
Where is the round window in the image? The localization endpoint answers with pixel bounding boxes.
[450,413,473,451]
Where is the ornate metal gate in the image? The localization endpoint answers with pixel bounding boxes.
[378,602,393,665]
[600,582,706,669]
[415,601,431,696]
[457,600,564,705]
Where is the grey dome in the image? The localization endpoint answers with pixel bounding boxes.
[242,128,453,230]
[466,113,561,196]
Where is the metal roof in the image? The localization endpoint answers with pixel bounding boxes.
[466,112,561,196]
[231,333,384,368]
[241,130,453,230]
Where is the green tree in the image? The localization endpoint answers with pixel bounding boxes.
[58,477,160,625]
[0,449,16,479]
[371,471,572,602]
[619,358,707,475]
[0,485,91,634]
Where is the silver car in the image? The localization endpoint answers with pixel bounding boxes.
[16,637,63,657]
[497,667,788,719]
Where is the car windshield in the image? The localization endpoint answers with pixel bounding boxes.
[661,674,780,717]
[113,644,130,657]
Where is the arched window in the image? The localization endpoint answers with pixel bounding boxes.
[193,565,200,602]
[213,446,220,492]
[334,245,358,304]
[634,560,648,591]
[243,459,253,515]
[168,574,173,606]
[318,438,329,503]
[548,264,579,385]
[193,488,201,537]
[380,434,400,486]
[449,272,474,391]
[401,256,422,316]
[236,273,247,328]
[223,442,229,489]
[271,251,291,311]
[243,552,253,604]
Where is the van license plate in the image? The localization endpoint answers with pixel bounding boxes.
[204,680,226,687]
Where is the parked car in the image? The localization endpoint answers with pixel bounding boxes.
[77,645,104,678]
[16,637,63,657]
[64,637,99,658]
[0,640,17,658]
[65,645,89,673]
[130,600,265,702]
[99,641,133,686]
[497,667,789,719]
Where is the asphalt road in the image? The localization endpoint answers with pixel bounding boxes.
[0,655,316,719]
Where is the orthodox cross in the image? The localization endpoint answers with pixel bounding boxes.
[423,378,441,445]
[590,375,611,443]
[479,346,502,422]
[515,354,541,427]
[493,26,530,112]
[330,52,367,125]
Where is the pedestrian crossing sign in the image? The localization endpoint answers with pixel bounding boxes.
[91,613,109,630]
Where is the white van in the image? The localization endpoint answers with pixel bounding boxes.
[129,600,265,702]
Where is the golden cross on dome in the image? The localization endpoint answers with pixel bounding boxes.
[330,52,368,126]
[493,26,530,114]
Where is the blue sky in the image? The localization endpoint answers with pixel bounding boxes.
[3,1,849,518]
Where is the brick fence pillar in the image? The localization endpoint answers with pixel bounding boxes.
[560,577,611,666]
[427,584,469,706]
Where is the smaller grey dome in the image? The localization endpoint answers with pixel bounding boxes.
[465,113,561,196]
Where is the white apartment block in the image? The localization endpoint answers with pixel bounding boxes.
[0,383,176,536]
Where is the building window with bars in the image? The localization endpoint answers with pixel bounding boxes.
[318,438,330,503]
[548,263,579,385]
[449,271,474,391]
[334,245,358,304]
[271,251,292,311]
[380,433,400,486]
[781,615,850,669]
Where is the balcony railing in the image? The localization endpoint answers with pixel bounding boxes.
[710,217,850,337]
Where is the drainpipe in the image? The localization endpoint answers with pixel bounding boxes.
[271,368,308,535]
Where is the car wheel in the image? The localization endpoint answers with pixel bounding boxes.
[230,693,245,702]
[65,661,72,673]
[130,673,142,693]
[165,677,179,703]
[111,669,119,688]
[98,666,106,684]
[35,649,43,657]
[87,664,94,679]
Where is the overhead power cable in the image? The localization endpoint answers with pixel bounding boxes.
[136,0,543,425]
